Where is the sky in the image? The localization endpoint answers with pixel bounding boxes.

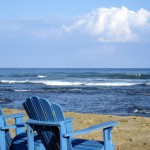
[0,0,150,68]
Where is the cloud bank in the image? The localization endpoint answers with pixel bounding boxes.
[0,7,150,43]
[64,6,150,42]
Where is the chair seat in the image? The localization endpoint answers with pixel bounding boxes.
[71,138,104,150]
[12,133,44,150]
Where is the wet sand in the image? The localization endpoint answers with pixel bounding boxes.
[3,108,150,150]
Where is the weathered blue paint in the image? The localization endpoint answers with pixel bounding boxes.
[24,96,118,150]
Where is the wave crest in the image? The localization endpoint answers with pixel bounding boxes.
[1,79,149,87]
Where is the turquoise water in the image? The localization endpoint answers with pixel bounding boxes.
[0,68,150,117]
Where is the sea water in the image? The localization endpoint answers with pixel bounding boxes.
[0,68,150,117]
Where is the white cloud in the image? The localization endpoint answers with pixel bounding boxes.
[62,19,85,32]
[64,6,150,42]
[0,7,150,43]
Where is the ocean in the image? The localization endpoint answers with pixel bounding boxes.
[0,68,150,117]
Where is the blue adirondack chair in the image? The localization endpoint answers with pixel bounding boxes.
[23,96,118,150]
[0,106,44,150]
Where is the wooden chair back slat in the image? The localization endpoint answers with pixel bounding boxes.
[23,97,60,150]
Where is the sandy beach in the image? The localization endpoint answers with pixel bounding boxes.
[3,108,150,150]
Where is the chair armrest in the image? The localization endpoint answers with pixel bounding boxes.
[0,113,25,135]
[26,119,63,126]
[4,113,25,120]
[63,121,118,138]
[0,123,26,130]
[26,118,73,125]
[64,117,74,123]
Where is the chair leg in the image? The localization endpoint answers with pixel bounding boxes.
[27,124,34,150]
[103,127,114,150]
[0,130,6,150]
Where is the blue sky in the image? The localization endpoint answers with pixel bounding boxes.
[0,0,150,68]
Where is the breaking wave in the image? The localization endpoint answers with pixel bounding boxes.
[0,79,149,87]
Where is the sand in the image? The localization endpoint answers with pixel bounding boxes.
[3,108,150,150]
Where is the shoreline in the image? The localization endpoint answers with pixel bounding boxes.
[3,108,150,150]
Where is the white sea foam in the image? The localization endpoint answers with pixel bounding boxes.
[0,80,82,86]
[1,79,139,86]
[1,80,29,84]
[86,82,137,86]
[133,109,150,114]
[41,81,82,86]
[133,109,138,113]
[14,89,31,92]
[33,81,136,86]
[69,88,82,91]
[146,82,150,86]
[135,74,141,77]
[37,75,47,78]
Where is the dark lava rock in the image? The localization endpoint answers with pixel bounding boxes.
[0,98,12,104]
